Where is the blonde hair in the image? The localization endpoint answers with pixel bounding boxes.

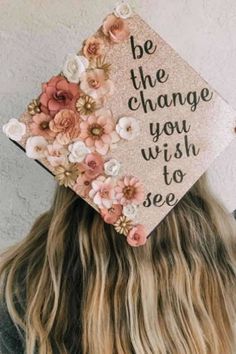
[0,174,236,354]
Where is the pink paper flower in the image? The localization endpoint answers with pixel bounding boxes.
[89,175,115,209]
[100,204,123,224]
[79,109,115,155]
[102,14,130,43]
[29,113,56,140]
[46,141,69,167]
[83,36,105,59]
[115,176,145,205]
[49,109,81,145]
[127,224,148,247]
[73,174,93,198]
[80,69,114,101]
[78,153,104,180]
[39,75,80,117]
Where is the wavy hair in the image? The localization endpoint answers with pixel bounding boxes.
[0,174,236,354]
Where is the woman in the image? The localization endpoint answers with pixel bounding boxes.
[0,174,236,354]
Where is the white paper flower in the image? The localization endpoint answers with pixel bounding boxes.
[123,204,138,220]
[116,117,140,140]
[2,118,26,142]
[63,54,89,84]
[114,1,133,19]
[68,140,91,163]
[104,159,121,176]
[25,136,48,159]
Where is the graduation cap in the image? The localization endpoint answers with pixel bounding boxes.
[2,1,236,247]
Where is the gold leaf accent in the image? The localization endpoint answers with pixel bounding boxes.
[89,56,111,80]
[27,99,41,116]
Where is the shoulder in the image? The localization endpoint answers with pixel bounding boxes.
[0,287,25,354]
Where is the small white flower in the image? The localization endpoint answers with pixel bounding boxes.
[123,204,138,220]
[25,136,48,159]
[116,117,140,140]
[46,141,69,167]
[114,1,133,19]
[68,140,91,163]
[63,54,89,84]
[104,158,121,176]
[2,118,26,142]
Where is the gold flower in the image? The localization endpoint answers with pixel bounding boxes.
[27,99,41,116]
[89,56,111,80]
[54,164,79,188]
[76,95,97,115]
[114,215,133,236]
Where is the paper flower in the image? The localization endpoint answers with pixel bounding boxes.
[63,54,89,84]
[114,2,133,19]
[49,109,81,145]
[39,76,80,117]
[27,99,41,116]
[89,175,115,209]
[123,204,138,220]
[100,204,123,224]
[80,69,114,101]
[79,109,116,155]
[104,158,121,176]
[2,118,26,142]
[78,153,104,180]
[25,136,48,159]
[83,36,105,60]
[115,175,145,205]
[68,140,91,163]
[73,174,93,197]
[116,117,140,140]
[114,215,133,236]
[76,95,97,116]
[29,113,56,140]
[102,14,130,43]
[127,224,148,247]
[46,141,69,167]
[54,164,79,188]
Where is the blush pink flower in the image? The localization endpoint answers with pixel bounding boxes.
[83,36,105,59]
[46,141,69,167]
[100,204,123,224]
[39,75,80,117]
[77,153,104,180]
[49,109,81,145]
[89,175,115,209]
[127,224,148,247]
[73,174,93,198]
[29,113,56,140]
[79,109,115,155]
[80,69,114,101]
[102,14,130,43]
[115,176,145,205]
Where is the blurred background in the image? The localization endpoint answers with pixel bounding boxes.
[0,0,235,249]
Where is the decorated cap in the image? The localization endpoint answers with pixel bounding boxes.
[2,2,236,247]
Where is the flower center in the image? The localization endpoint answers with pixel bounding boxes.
[126,125,132,132]
[89,79,100,89]
[88,43,98,55]
[89,123,104,139]
[65,171,71,176]
[40,121,49,130]
[101,189,109,198]
[88,161,97,169]
[54,90,71,102]
[123,186,135,199]
[84,180,90,186]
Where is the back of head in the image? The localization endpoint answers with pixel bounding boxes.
[0,173,236,354]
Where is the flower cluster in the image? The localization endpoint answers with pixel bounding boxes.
[2,2,148,247]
